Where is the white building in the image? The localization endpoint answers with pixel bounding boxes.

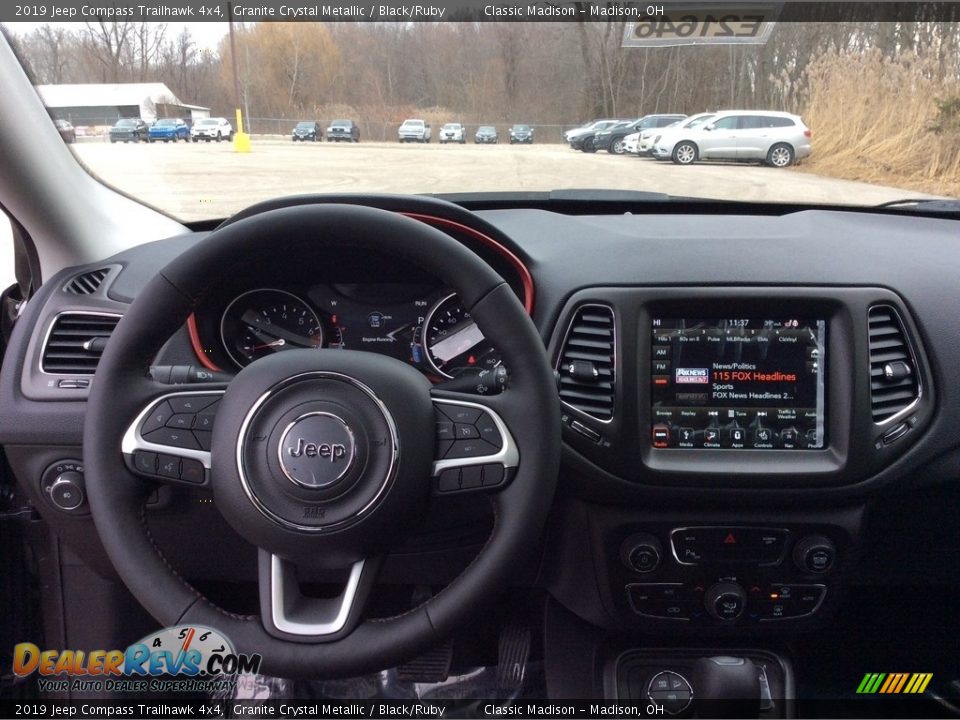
[35,83,209,125]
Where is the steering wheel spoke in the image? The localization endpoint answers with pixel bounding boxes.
[258,550,381,642]
[121,388,227,486]
[430,392,519,495]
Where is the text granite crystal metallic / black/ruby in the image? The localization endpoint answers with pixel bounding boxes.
[650,318,827,450]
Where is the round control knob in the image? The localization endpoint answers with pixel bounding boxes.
[49,471,85,511]
[705,582,746,621]
[793,535,836,574]
[620,533,663,574]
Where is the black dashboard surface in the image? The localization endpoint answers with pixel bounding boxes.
[2,200,960,505]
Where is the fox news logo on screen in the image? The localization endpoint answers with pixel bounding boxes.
[675,368,710,384]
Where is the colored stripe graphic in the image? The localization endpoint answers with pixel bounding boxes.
[857,672,932,694]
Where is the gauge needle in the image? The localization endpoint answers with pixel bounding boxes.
[246,338,286,351]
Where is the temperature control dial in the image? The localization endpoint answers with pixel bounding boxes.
[705,582,746,621]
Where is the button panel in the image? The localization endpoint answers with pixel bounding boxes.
[123,392,222,486]
[434,404,505,461]
[671,526,789,566]
[627,581,825,623]
[646,671,693,715]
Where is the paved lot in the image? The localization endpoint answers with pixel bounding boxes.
[0,139,941,285]
[71,139,936,222]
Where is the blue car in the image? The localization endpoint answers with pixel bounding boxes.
[148,118,189,143]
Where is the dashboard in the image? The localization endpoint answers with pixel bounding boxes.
[2,194,960,643]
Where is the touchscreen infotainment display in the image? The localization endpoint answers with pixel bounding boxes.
[650,318,827,449]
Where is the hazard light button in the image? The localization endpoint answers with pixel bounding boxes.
[670,527,789,566]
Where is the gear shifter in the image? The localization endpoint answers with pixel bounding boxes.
[691,656,762,718]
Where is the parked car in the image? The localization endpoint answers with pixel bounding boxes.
[624,112,714,156]
[574,120,634,152]
[474,126,499,144]
[108,118,149,143]
[509,124,534,144]
[292,121,322,142]
[651,110,812,166]
[326,119,359,142]
[439,123,466,144]
[398,119,431,143]
[592,114,687,154]
[54,119,76,143]
[148,118,189,143]
[191,117,233,142]
[564,119,620,147]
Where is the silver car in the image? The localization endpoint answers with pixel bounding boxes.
[651,110,812,167]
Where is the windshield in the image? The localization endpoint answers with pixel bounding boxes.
[4,12,959,220]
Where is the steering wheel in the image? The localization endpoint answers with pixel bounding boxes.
[83,204,560,679]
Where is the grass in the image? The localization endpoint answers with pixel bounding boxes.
[794,49,960,198]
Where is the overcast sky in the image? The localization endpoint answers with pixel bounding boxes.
[3,21,229,53]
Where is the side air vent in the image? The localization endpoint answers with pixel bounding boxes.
[41,313,121,374]
[868,305,920,422]
[63,268,110,295]
[556,304,616,420]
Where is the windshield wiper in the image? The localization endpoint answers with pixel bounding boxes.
[876,198,960,214]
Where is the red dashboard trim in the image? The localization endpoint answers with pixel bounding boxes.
[186,211,535,369]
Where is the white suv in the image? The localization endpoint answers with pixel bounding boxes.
[190,117,233,142]
[439,123,466,144]
[651,110,811,167]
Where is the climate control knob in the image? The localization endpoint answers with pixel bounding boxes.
[704,582,746,621]
[793,535,836,574]
[49,471,85,511]
[620,533,663,574]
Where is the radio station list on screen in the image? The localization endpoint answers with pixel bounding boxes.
[650,318,827,450]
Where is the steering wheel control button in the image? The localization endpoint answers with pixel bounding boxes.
[435,420,455,440]
[705,582,747,621]
[133,450,159,475]
[620,533,663,574]
[475,413,504,448]
[165,413,194,429]
[436,405,483,425]
[157,454,181,480]
[460,465,483,489]
[179,458,206,484]
[140,401,174,435]
[793,535,837,574]
[445,438,498,459]
[143,427,201,450]
[647,671,693,716]
[436,468,462,493]
[455,423,480,440]
[168,395,219,414]
[194,410,217,431]
[277,412,356,489]
[481,464,505,486]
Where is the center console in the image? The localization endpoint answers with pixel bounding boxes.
[543,286,931,641]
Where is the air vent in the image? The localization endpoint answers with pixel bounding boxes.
[556,304,616,420]
[868,305,920,422]
[41,313,121,375]
[63,268,110,295]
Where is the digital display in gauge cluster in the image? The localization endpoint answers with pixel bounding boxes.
[650,318,827,450]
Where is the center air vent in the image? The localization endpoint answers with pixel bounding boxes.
[868,305,920,422]
[63,268,110,295]
[556,304,616,420]
[41,312,121,375]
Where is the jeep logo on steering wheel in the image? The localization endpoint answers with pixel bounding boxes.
[278,413,356,489]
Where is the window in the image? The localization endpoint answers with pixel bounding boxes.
[712,116,740,130]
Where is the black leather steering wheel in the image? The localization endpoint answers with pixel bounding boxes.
[83,204,560,679]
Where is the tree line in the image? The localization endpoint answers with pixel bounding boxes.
[6,19,960,127]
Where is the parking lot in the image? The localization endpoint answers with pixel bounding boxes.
[69,139,938,222]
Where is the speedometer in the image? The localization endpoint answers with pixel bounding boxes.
[423,293,501,378]
[220,289,323,368]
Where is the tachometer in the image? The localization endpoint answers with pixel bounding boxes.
[423,293,501,378]
[220,289,323,368]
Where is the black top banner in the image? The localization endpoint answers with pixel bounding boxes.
[3,1,960,23]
